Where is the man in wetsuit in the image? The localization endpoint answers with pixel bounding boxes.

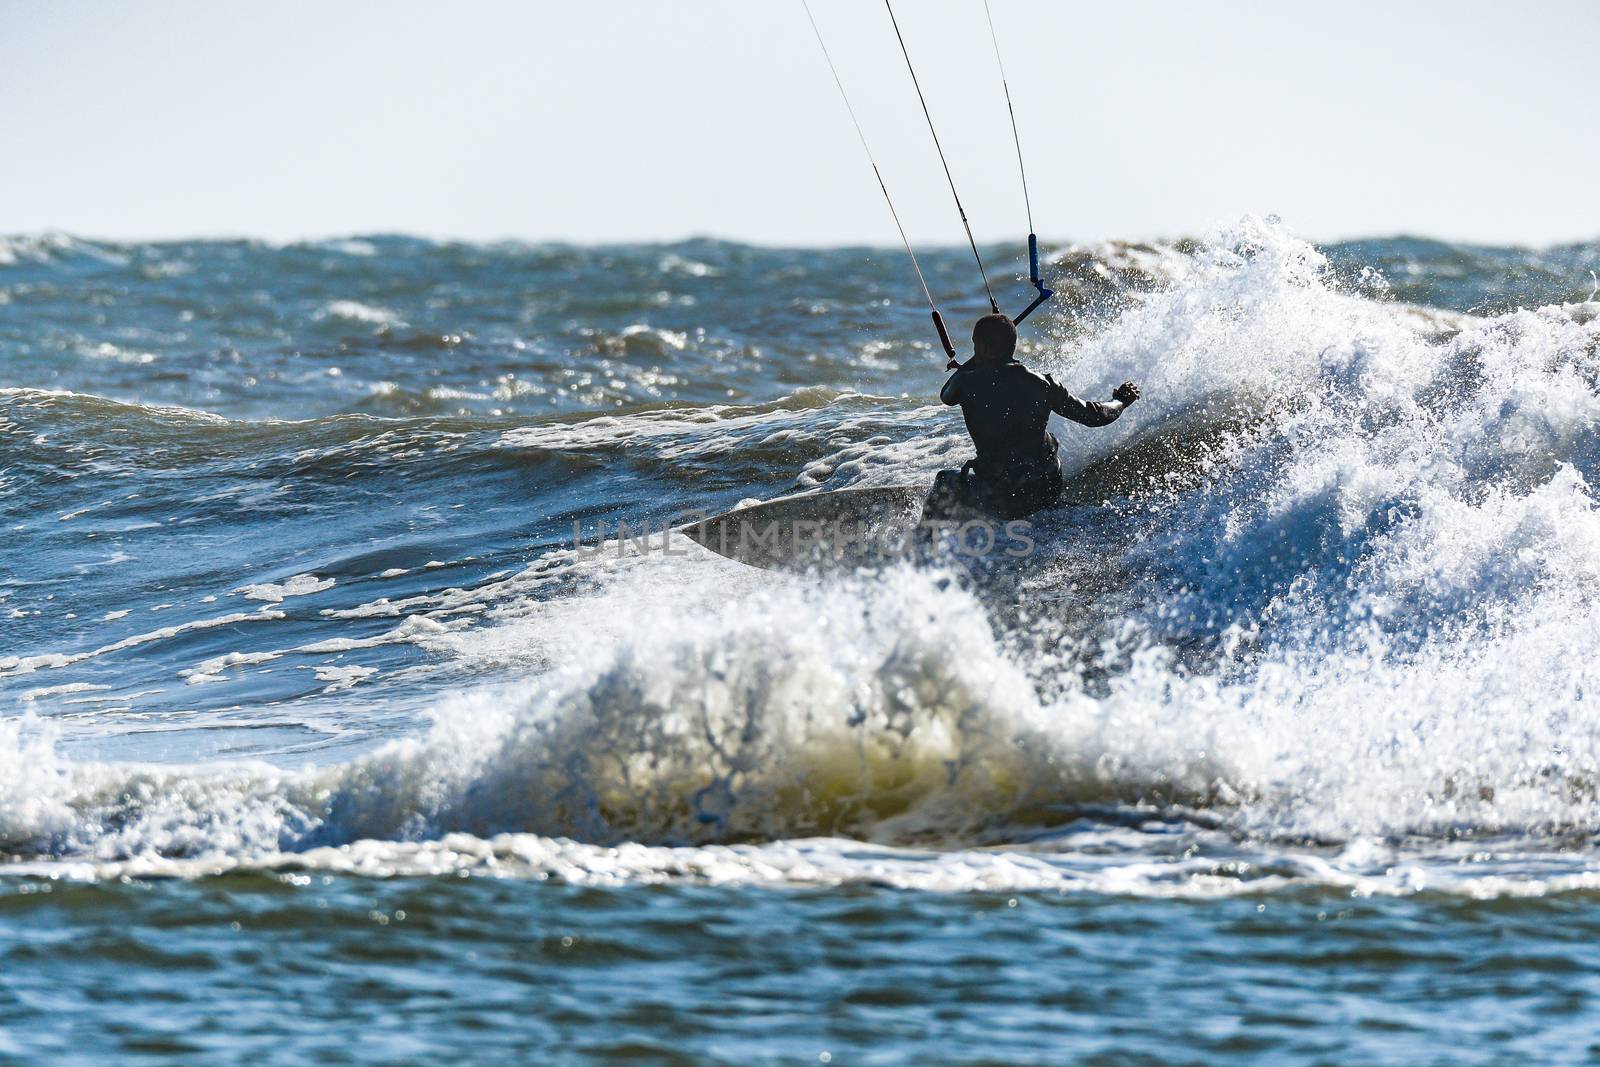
[930,312,1139,520]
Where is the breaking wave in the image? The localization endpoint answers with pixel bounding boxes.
[6,221,1600,892]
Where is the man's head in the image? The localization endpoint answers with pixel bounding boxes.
[971,313,1017,362]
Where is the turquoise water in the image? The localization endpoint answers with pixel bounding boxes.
[4,223,1600,1062]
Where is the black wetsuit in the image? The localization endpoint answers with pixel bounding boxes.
[935,358,1123,519]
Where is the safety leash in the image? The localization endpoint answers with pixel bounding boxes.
[982,0,1053,325]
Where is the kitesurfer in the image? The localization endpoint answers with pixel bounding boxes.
[930,313,1139,520]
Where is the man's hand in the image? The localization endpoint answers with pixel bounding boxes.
[1112,381,1141,405]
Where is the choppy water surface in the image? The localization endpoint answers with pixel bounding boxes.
[4,224,1600,1063]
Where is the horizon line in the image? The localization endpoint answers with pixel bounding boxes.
[5,227,1600,255]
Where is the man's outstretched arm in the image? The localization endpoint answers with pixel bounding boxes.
[1044,375,1140,427]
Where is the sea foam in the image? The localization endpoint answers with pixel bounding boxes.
[6,221,1600,889]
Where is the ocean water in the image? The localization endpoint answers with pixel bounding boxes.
[3,221,1600,1063]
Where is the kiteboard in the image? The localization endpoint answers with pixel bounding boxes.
[677,400,1248,573]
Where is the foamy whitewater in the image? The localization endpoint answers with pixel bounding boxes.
[4,223,1600,1061]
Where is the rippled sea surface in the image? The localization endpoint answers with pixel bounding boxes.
[4,225,1600,1063]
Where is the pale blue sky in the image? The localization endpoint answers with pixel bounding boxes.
[2,0,1595,246]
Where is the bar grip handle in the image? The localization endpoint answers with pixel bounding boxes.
[1012,286,1054,326]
